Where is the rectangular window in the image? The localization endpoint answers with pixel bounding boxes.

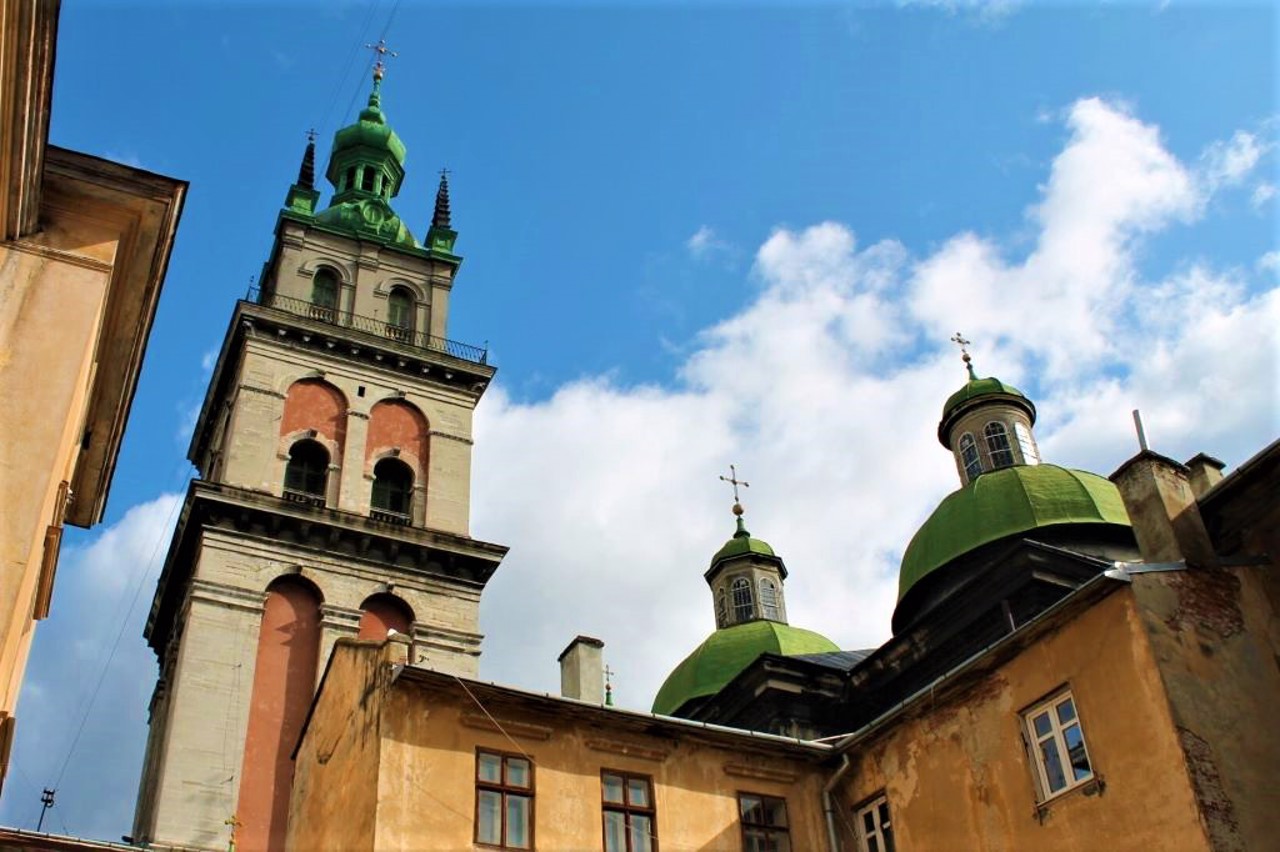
[1023,690,1093,800]
[602,771,655,852]
[476,750,533,849]
[738,793,790,852]
[854,794,895,852]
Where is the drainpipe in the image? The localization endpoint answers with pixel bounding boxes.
[822,753,852,852]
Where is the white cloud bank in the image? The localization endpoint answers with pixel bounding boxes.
[6,97,1276,837]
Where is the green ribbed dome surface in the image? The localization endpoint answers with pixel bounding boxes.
[943,377,1027,420]
[711,533,775,565]
[651,621,839,716]
[898,464,1132,602]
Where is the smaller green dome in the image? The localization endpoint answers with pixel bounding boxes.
[652,621,839,716]
[942,377,1027,421]
[897,464,1132,603]
[711,518,776,566]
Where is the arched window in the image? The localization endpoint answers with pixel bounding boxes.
[760,579,780,620]
[344,166,356,191]
[371,457,414,521]
[959,432,983,480]
[310,269,338,322]
[715,587,727,628]
[985,421,1015,469]
[357,593,414,640]
[1015,422,1040,465]
[386,287,414,340]
[731,577,754,623]
[361,168,375,191]
[283,439,329,502]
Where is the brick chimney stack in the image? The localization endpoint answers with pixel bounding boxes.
[558,635,605,703]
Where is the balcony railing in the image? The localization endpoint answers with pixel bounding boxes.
[248,287,488,365]
[370,508,412,526]
[283,488,326,508]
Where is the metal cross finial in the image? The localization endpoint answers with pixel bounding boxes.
[719,464,750,504]
[604,664,615,706]
[950,331,978,379]
[439,167,452,179]
[365,39,399,79]
[306,128,317,144]
[225,814,243,852]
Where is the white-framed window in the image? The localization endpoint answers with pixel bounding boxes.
[731,577,754,622]
[759,579,780,620]
[959,432,983,480]
[1014,421,1039,465]
[984,421,1015,469]
[854,794,895,852]
[1023,690,1093,799]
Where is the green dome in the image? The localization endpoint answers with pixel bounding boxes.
[330,99,408,168]
[898,464,1132,602]
[652,621,839,716]
[943,376,1027,420]
[711,529,776,566]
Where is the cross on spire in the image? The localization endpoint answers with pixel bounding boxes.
[604,664,615,707]
[950,331,978,380]
[719,464,749,506]
[365,38,399,80]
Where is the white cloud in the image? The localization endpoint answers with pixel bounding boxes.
[1252,182,1276,210]
[1259,251,1280,275]
[1198,130,1264,192]
[685,225,735,262]
[899,0,1021,24]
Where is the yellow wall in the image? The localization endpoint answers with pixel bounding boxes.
[291,640,832,852]
[0,200,117,718]
[834,589,1210,851]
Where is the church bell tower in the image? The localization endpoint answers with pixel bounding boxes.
[131,62,508,852]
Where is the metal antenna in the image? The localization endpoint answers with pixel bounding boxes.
[37,788,54,832]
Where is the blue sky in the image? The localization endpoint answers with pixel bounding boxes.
[3,0,1276,840]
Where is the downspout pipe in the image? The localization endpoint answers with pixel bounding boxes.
[823,753,852,852]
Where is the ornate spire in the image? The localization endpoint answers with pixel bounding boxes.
[297,129,316,190]
[951,331,978,381]
[432,169,452,229]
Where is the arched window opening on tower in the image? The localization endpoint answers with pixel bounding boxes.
[959,432,983,480]
[344,166,356,192]
[1015,422,1040,465]
[985,421,1015,469]
[310,269,339,322]
[760,579,780,620]
[731,577,754,623]
[386,287,414,341]
[361,168,375,191]
[283,439,329,505]
[371,457,414,523]
[715,587,728,628]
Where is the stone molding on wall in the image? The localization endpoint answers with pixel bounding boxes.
[188,578,266,614]
[460,713,553,741]
[722,762,798,784]
[585,738,670,763]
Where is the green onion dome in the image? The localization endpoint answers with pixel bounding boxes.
[897,464,1132,607]
[651,621,839,717]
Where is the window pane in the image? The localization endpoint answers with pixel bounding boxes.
[1032,711,1052,739]
[476,790,501,844]
[867,838,880,852]
[1040,738,1067,792]
[630,814,653,852]
[772,833,792,852]
[477,753,502,783]
[862,810,876,834]
[743,828,768,852]
[506,795,530,848]
[883,824,896,852]
[602,774,624,804]
[740,795,763,823]
[627,778,650,807]
[506,757,530,788]
[1064,723,1092,780]
[762,797,788,828]
[878,801,891,829]
[603,810,626,852]
[1056,697,1076,724]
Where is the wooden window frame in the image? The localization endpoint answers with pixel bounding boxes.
[984,421,1015,469]
[959,432,983,480]
[852,792,895,852]
[475,748,534,849]
[731,577,754,623]
[738,791,790,852]
[601,770,656,852]
[1021,689,1095,802]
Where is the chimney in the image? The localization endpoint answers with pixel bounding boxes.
[558,635,604,703]
[1110,450,1216,567]
[1184,452,1226,499]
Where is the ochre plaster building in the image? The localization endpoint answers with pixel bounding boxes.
[0,0,184,793]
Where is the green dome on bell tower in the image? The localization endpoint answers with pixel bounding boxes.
[313,62,417,249]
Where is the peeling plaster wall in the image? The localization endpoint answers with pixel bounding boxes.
[836,590,1210,851]
[1131,564,1280,851]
